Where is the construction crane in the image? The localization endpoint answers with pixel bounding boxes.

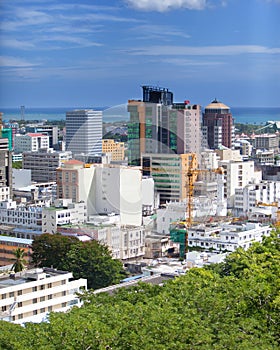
[184,154,224,257]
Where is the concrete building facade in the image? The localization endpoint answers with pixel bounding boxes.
[42,199,87,234]
[14,133,49,153]
[188,222,271,252]
[0,268,87,324]
[23,148,72,183]
[102,139,125,161]
[219,160,261,208]
[66,109,102,157]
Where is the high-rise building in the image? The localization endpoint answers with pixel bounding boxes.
[127,86,201,165]
[141,153,198,204]
[66,109,102,157]
[202,99,234,149]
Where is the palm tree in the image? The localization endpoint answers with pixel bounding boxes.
[12,248,27,273]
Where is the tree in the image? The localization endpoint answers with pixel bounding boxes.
[31,233,78,269]
[12,248,27,273]
[64,240,126,289]
[31,234,126,289]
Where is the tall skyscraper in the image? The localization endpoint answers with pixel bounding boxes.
[127,86,201,165]
[202,99,234,149]
[66,109,102,157]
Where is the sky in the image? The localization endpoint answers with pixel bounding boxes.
[0,0,280,108]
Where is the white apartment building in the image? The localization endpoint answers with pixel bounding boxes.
[0,200,42,235]
[188,222,271,252]
[57,218,146,261]
[42,199,87,234]
[255,150,275,165]
[23,148,72,183]
[66,109,102,156]
[97,224,145,260]
[219,160,262,208]
[57,161,143,226]
[234,180,280,217]
[14,133,49,153]
[0,267,87,324]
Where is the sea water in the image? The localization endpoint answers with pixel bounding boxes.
[1,106,279,124]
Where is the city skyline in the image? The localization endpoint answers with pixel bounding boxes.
[1,0,280,108]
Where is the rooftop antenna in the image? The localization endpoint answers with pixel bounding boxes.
[20,105,25,121]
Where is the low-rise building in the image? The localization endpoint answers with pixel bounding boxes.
[14,133,49,153]
[42,199,87,234]
[23,148,72,183]
[57,217,146,261]
[234,180,280,217]
[102,139,125,161]
[188,222,271,252]
[0,235,32,267]
[0,267,87,324]
[0,200,42,233]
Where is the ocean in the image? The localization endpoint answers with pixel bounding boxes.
[0,106,279,124]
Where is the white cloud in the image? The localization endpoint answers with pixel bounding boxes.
[0,56,38,67]
[125,0,207,11]
[131,24,191,39]
[127,45,280,56]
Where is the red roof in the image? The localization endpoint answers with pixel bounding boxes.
[27,133,46,137]
[64,159,84,165]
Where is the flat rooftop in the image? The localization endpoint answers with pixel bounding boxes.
[0,268,69,290]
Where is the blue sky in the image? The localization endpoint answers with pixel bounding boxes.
[0,0,280,108]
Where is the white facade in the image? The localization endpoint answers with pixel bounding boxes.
[57,162,143,226]
[219,160,262,208]
[42,199,87,234]
[188,222,272,252]
[234,180,280,217]
[94,166,142,226]
[97,225,145,260]
[0,187,10,202]
[12,169,32,189]
[142,176,155,216]
[14,133,49,153]
[66,109,102,156]
[157,202,186,235]
[0,200,42,233]
[0,268,87,324]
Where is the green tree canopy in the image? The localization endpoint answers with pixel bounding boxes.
[31,233,79,269]
[31,233,126,289]
[1,231,278,349]
[64,240,125,289]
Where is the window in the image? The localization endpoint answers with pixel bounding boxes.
[17,290,22,296]
[18,302,23,308]
[33,310,38,315]
[40,308,45,313]
[48,295,53,300]
[9,292,14,298]
[33,298,37,304]
[48,306,53,312]
[62,302,67,308]
[2,293,6,299]
[62,291,66,296]
[40,296,45,302]
[32,287,37,292]
[18,314,23,319]
[47,283,52,288]
[40,285,45,290]
[61,280,66,285]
